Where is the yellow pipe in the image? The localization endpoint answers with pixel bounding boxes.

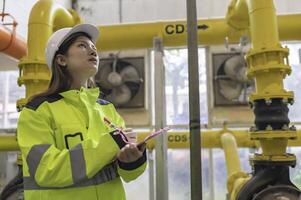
[218,132,252,197]
[247,0,279,49]
[246,0,292,156]
[6,129,301,151]
[226,0,297,199]
[0,130,256,151]
[225,0,301,42]
[226,0,249,30]
[0,135,18,151]
[17,0,81,108]
[278,14,301,41]
[228,174,251,200]
[96,14,301,51]
[97,19,242,51]
[26,0,80,62]
[221,133,241,177]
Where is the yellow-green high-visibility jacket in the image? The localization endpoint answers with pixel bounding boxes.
[17,86,147,200]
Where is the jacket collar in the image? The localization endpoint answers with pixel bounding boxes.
[59,86,100,105]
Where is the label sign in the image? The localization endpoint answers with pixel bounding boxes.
[168,134,189,143]
[165,24,209,35]
[165,24,186,35]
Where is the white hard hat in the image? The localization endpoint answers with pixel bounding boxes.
[45,23,99,70]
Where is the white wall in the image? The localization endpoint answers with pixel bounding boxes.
[77,0,230,25]
[77,0,301,25]
[275,0,301,14]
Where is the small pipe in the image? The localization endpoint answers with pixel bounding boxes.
[221,133,241,177]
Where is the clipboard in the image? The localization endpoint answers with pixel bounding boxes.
[136,127,170,148]
[103,117,170,149]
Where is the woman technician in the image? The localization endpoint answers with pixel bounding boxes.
[17,24,147,200]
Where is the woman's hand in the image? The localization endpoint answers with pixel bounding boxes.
[117,143,143,163]
[123,128,137,143]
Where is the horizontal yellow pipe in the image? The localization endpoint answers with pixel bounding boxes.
[1,130,255,151]
[0,135,18,151]
[140,129,259,149]
[3,129,301,151]
[97,14,301,51]
[97,18,241,51]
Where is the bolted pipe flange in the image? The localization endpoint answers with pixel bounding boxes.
[250,126,257,132]
[289,99,294,105]
[266,125,273,131]
[265,99,272,106]
[282,98,288,105]
[290,125,296,131]
[281,124,289,131]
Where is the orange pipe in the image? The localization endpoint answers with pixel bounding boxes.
[0,25,27,59]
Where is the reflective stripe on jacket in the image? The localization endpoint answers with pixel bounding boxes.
[17,86,147,200]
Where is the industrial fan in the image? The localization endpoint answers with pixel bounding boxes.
[95,55,144,108]
[213,53,254,105]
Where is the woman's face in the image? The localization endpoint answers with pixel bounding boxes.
[58,35,99,80]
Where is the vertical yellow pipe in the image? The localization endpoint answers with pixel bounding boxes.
[247,0,290,152]
[17,0,81,109]
[15,0,81,166]
[221,133,241,177]
[27,0,80,61]
[247,0,279,49]
[246,0,289,101]
[226,0,296,199]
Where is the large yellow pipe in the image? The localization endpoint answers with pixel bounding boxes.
[246,0,291,155]
[97,19,242,51]
[18,0,80,106]
[247,0,279,49]
[226,0,297,199]
[97,14,301,51]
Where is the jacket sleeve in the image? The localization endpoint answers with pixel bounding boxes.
[109,104,147,183]
[17,106,127,188]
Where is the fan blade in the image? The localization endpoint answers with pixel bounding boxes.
[96,63,114,89]
[107,71,123,87]
[120,65,141,83]
[224,55,248,83]
[124,81,140,97]
[218,79,243,100]
[107,85,132,105]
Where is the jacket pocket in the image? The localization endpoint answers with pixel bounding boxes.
[56,123,86,149]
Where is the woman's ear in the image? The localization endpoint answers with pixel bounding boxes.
[56,54,67,67]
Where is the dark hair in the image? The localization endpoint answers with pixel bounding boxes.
[28,32,96,102]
